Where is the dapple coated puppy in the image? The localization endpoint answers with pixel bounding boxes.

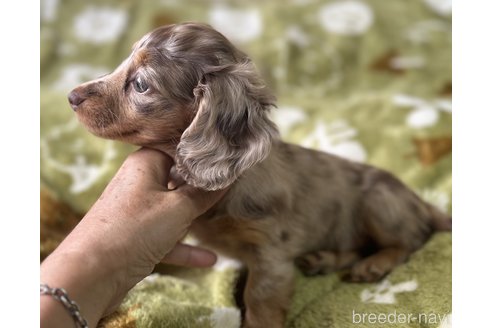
[68,23,451,328]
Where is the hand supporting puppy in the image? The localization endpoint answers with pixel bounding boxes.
[40,148,227,328]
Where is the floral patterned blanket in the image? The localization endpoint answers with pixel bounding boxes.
[41,0,452,327]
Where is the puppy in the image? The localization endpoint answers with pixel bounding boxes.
[68,23,451,328]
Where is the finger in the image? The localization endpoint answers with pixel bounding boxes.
[167,166,186,190]
[161,243,217,267]
[128,148,174,186]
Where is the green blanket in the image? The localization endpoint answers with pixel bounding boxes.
[41,0,452,327]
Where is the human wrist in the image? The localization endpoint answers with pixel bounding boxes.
[40,283,89,328]
[40,243,122,327]
[40,291,76,328]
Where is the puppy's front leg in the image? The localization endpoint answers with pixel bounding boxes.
[243,259,295,328]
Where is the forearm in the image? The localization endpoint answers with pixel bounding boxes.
[39,148,225,327]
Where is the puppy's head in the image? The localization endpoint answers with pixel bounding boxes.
[68,23,278,190]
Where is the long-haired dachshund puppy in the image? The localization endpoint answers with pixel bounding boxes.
[68,23,451,328]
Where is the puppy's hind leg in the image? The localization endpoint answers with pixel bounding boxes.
[345,170,436,282]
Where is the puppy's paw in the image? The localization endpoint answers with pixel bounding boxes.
[344,259,387,283]
[295,251,337,276]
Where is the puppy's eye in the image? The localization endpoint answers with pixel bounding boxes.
[133,76,148,93]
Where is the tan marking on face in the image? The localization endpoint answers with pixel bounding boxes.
[71,47,191,151]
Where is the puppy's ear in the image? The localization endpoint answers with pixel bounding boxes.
[176,62,278,190]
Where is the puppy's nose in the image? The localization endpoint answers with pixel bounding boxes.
[68,89,86,111]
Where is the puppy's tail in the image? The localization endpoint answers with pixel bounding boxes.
[428,205,452,231]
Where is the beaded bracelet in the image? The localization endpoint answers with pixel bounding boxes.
[40,283,89,328]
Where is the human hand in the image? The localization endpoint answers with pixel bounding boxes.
[40,148,227,327]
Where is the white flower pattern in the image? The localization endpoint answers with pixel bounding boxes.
[405,20,449,44]
[418,189,450,213]
[301,120,367,162]
[208,308,241,328]
[271,107,307,137]
[423,0,452,17]
[53,64,109,92]
[41,119,117,194]
[390,56,426,70]
[361,279,418,304]
[41,0,59,22]
[74,6,128,44]
[393,93,451,129]
[209,6,262,43]
[319,0,374,36]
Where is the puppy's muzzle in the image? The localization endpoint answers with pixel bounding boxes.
[68,89,86,111]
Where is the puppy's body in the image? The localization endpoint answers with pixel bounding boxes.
[194,141,441,260]
[68,23,451,328]
[190,141,449,326]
